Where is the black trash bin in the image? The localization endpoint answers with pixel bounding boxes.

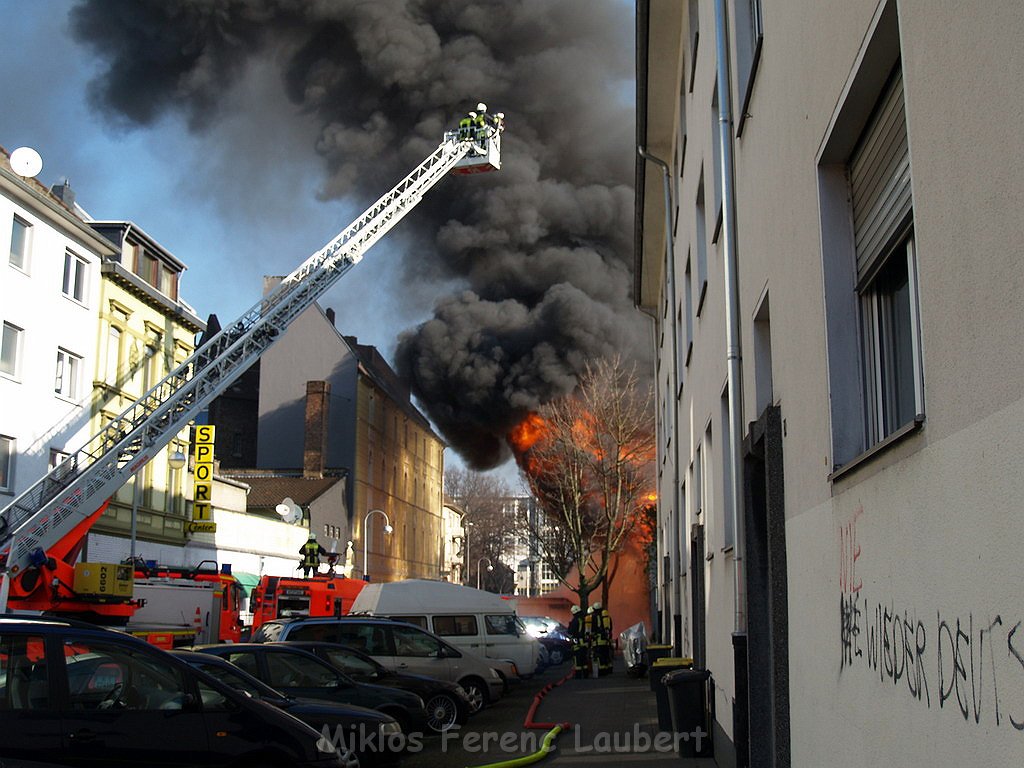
[649,658,693,731]
[646,644,673,666]
[664,668,712,757]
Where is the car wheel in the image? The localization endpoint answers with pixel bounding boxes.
[424,693,461,733]
[548,647,566,665]
[459,677,489,714]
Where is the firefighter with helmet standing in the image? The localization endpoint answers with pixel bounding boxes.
[568,604,590,678]
[594,601,613,676]
[299,532,328,577]
[459,111,477,141]
[474,102,489,141]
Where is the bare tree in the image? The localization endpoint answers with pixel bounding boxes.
[514,356,655,611]
[444,466,517,592]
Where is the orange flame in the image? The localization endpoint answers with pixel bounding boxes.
[508,412,548,455]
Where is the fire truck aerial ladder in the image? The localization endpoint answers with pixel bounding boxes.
[0,113,503,617]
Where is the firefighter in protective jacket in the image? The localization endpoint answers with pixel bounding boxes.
[594,602,614,676]
[568,604,590,678]
[299,532,328,577]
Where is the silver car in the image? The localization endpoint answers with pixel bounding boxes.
[253,617,504,714]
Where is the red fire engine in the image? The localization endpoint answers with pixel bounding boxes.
[250,573,366,631]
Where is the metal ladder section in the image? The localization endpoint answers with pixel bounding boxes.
[0,136,475,576]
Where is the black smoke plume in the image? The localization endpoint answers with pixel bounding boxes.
[71,0,646,469]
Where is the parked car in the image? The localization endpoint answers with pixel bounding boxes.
[172,650,402,767]
[350,580,541,678]
[0,614,343,768]
[189,642,428,735]
[520,616,572,666]
[252,617,504,714]
[276,640,472,733]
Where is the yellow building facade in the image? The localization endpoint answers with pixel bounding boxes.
[87,221,204,552]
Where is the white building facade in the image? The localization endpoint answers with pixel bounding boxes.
[636,1,1024,766]
[1,153,114,501]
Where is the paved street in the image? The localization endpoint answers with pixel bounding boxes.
[405,659,718,768]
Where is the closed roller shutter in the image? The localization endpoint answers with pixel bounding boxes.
[851,67,911,285]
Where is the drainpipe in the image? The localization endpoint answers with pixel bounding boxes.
[637,146,683,654]
[634,302,664,638]
[713,0,746,635]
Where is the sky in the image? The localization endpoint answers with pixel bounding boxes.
[0,0,639,488]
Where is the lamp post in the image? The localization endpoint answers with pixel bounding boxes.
[130,448,186,563]
[362,508,393,582]
[168,448,187,516]
[477,556,493,590]
[463,520,474,586]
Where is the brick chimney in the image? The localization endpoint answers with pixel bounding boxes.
[303,380,330,479]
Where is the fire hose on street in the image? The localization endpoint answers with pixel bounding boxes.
[464,669,576,768]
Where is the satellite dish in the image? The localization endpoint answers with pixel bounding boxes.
[275,497,303,524]
[10,147,42,178]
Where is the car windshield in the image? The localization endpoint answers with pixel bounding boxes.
[193,660,280,700]
[320,648,383,679]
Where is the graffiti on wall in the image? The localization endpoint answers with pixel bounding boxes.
[837,511,1024,732]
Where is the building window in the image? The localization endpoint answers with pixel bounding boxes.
[0,435,13,492]
[687,0,700,92]
[735,0,764,135]
[692,446,702,518]
[62,250,88,303]
[158,265,177,299]
[105,326,122,385]
[9,215,31,271]
[694,173,708,316]
[710,86,723,239]
[684,258,694,364]
[55,348,81,399]
[818,1,915,471]
[851,68,920,444]
[136,247,158,287]
[1,322,22,378]
[860,235,921,441]
[720,386,734,549]
[49,448,71,471]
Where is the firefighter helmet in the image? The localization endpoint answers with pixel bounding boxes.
[477,102,487,112]
[570,605,581,615]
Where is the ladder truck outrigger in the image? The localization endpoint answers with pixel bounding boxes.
[0,110,503,629]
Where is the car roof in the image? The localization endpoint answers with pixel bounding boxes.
[0,613,115,630]
[273,640,379,661]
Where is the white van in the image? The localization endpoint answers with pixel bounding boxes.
[350,580,541,678]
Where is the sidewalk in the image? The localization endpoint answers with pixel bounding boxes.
[537,659,719,768]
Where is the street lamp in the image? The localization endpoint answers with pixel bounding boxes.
[463,520,474,586]
[168,450,187,470]
[362,508,393,582]
[476,556,493,590]
[131,448,187,562]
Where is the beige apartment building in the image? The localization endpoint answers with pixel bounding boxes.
[636,1,1024,766]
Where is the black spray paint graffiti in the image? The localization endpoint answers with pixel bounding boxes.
[840,593,1024,732]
